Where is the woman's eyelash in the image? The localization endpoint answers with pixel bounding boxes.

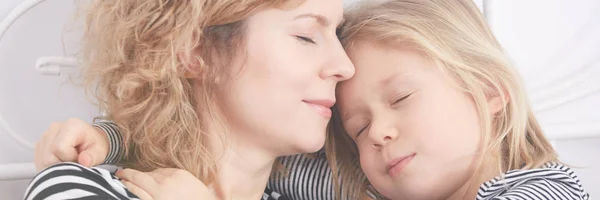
[296,36,316,44]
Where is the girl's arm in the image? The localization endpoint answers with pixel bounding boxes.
[24,162,139,200]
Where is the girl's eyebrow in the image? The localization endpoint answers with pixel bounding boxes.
[380,73,416,88]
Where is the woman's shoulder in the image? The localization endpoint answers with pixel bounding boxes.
[24,162,138,200]
[477,162,590,200]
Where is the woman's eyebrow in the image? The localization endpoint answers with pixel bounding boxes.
[294,13,332,27]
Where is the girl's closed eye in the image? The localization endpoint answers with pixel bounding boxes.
[353,122,370,139]
[391,92,413,106]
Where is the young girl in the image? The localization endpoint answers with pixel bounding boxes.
[330,0,590,199]
[25,0,355,199]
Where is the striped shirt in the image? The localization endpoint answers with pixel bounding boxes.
[94,121,341,200]
[23,162,292,200]
[24,162,139,200]
[24,121,590,200]
[477,163,590,200]
[95,122,591,200]
[24,122,340,200]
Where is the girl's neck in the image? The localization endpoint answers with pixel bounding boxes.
[448,147,502,200]
[447,163,499,200]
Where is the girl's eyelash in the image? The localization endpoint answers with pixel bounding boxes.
[355,123,369,138]
[392,93,412,105]
[353,94,412,138]
[296,36,316,44]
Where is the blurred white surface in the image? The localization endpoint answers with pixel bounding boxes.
[487,1,600,196]
[1,0,99,199]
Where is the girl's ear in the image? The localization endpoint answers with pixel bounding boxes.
[487,87,509,115]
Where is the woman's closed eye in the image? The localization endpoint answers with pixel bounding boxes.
[295,35,316,44]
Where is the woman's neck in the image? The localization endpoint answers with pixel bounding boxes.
[208,132,278,200]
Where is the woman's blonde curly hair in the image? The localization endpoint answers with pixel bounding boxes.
[80,0,297,184]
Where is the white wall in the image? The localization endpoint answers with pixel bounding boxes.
[486,0,600,196]
[0,0,99,199]
[0,0,598,199]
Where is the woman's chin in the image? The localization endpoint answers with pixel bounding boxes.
[299,136,326,153]
[282,135,326,155]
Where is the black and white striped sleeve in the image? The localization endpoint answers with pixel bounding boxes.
[269,152,335,200]
[93,121,125,164]
[492,180,589,200]
[90,122,371,200]
[268,151,373,200]
[478,163,590,200]
[23,162,139,200]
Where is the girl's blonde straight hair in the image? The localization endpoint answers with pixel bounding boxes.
[327,0,558,198]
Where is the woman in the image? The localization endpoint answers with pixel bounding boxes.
[25,0,355,199]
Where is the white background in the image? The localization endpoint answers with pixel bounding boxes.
[1,0,598,199]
